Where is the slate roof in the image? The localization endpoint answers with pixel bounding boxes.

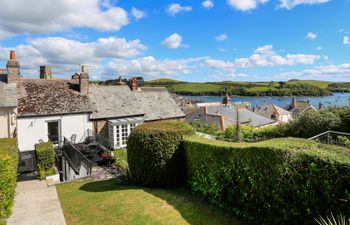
[285,101,317,115]
[255,104,291,119]
[0,82,17,107]
[135,87,185,121]
[89,85,145,119]
[206,105,276,128]
[18,79,92,117]
[89,85,185,121]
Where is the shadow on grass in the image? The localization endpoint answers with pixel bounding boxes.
[79,179,241,225]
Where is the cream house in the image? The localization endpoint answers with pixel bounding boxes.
[0,82,17,138]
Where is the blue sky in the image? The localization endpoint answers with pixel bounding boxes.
[0,0,349,82]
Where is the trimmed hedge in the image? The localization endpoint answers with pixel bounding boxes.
[127,121,193,187]
[35,143,55,180]
[0,138,18,224]
[184,136,350,225]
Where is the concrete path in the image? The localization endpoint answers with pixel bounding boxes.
[7,180,66,225]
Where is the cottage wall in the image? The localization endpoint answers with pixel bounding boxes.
[0,107,17,138]
[17,113,92,152]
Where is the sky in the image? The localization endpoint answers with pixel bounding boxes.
[0,0,349,82]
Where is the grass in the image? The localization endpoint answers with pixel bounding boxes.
[287,80,333,89]
[169,83,224,93]
[57,179,241,225]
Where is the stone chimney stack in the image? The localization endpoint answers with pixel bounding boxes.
[129,78,138,91]
[40,66,52,79]
[222,87,231,107]
[291,97,297,109]
[79,65,89,95]
[6,50,20,92]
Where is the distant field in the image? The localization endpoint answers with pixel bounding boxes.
[144,79,348,96]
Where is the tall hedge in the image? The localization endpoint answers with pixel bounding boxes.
[184,136,350,225]
[35,143,55,180]
[0,138,18,224]
[127,121,193,187]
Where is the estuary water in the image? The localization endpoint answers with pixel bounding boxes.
[184,92,350,109]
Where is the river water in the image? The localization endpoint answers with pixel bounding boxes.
[184,92,350,109]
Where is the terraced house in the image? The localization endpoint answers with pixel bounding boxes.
[0,51,185,172]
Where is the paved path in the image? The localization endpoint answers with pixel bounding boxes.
[7,180,66,225]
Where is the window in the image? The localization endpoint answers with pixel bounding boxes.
[121,124,128,145]
[47,120,60,143]
[113,123,139,149]
[116,125,121,147]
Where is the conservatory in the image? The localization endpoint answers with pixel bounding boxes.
[108,117,144,149]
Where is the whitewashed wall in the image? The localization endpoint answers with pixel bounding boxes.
[17,113,92,152]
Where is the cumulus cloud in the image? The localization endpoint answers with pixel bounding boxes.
[205,45,320,71]
[131,7,146,21]
[202,0,214,9]
[306,32,317,40]
[279,0,330,9]
[105,56,208,79]
[161,33,187,49]
[167,3,192,16]
[0,0,129,39]
[226,0,269,11]
[0,36,147,78]
[215,34,228,41]
[344,36,350,45]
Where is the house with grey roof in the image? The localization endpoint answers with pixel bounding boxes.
[186,101,277,130]
[89,81,185,149]
[0,82,18,138]
[285,97,318,117]
[254,104,293,123]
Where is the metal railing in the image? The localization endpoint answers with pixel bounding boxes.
[78,129,111,150]
[308,130,350,147]
[61,137,92,175]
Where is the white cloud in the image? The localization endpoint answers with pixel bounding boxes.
[205,45,320,71]
[276,63,350,79]
[306,32,317,40]
[161,33,187,49]
[131,7,146,21]
[215,34,228,41]
[202,0,214,9]
[343,36,350,45]
[0,0,129,39]
[226,0,269,11]
[279,0,330,9]
[0,36,147,78]
[106,56,207,79]
[167,3,192,16]
[316,46,323,51]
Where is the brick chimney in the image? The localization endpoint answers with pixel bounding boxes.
[6,50,20,92]
[40,66,52,79]
[291,97,296,109]
[129,78,138,91]
[79,65,89,95]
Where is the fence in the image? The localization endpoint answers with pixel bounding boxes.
[308,130,350,147]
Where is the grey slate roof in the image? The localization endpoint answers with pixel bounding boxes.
[89,85,185,121]
[207,105,276,127]
[0,82,17,107]
[18,79,92,117]
[255,104,291,119]
[89,85,145,119]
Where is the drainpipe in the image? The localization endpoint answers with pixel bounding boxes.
[7,109,11,138]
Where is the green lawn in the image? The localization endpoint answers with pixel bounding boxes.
[57,179,241,225]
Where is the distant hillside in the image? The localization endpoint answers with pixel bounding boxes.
[144,79,350,96]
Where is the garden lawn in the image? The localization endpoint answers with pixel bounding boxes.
[57,179,241,225]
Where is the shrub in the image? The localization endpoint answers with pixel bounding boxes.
[184,136,350,225]
[221,124,280,142]
[325,107,350,133]
[286,110,341,138]
[0,138,18,223]
[127,121,193,187]
[35,142,55,180]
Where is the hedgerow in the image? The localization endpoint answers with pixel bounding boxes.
[0,138,18,224]
[35,143,55,180]
[127,120,193,187]
[184,136,350,225]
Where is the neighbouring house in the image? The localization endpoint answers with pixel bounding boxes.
[254,104,293,123]
[0,83,17,138]
[89,79,185,149]
[285,97,317,117]
[186,101,277,130]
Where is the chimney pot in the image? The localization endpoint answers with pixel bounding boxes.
[10,50,16,60]
[81,65,87,73]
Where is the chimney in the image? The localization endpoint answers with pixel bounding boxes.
[318,102,323,110]
[6,50,20,92]
[291,97,296,109]
[40,66,52,79]
[117,76,125,85]
[79,65,89,95]
[128,78,138,91]
[306,99,311,106]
